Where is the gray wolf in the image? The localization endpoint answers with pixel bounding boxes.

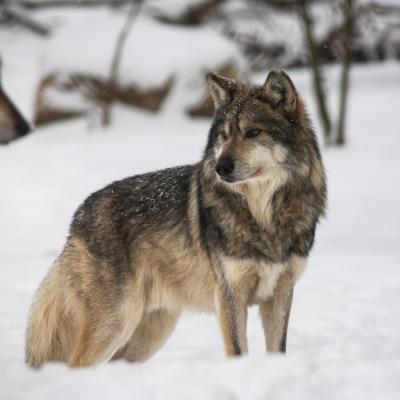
[0,60,31,144]
[25,69,326,368]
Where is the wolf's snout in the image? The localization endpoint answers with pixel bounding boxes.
[215,158,235,178]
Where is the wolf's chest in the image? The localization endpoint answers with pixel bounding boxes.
[221,257,286,302]
[253,263,285,302]
[221,255,307,303]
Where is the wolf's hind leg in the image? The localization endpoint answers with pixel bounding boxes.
[112,309,179,363]
[68,308,143,367]
[259,272,294,353]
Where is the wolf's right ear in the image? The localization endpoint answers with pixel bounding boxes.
[206,72,236,111]
[261,70,298,119]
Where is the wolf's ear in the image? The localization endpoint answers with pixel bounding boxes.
[206,72,236,111]
[261,70,298,118]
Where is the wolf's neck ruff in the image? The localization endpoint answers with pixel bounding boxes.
[236,175,288,227]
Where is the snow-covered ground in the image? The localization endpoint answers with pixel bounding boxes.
[1,7,400,399]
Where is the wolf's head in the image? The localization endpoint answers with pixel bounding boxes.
[0,60,31,145]
[204,70,320,188]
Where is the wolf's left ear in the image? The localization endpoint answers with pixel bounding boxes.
[261,70,299,119]
[206,72,236,111]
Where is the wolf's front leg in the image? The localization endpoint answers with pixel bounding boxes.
[215,286,248,357]
[259,272,294,353]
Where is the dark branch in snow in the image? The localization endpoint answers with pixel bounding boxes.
[10,0,132,10]
[0,6,51,36]
[152,0,226,27]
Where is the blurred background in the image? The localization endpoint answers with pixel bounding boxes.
[1,1,400,399]
[1,0,400,143]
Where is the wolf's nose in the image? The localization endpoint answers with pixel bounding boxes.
[16,116,31,137]
[215,158,235,177]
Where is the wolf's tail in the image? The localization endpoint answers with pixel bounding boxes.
[25,263,75,368]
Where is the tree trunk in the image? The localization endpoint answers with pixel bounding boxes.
[299,0,332,145]
[102,0,144,126]
[336,0,354,146]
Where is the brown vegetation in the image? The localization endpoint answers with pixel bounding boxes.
[34,72,173,127]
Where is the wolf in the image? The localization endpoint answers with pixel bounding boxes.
[25,70,326,368]
[0,60,31,144]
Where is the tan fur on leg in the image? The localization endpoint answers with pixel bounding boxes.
[68,309,143,368]
[112,309,179,363]
[259,272,294,353]
[215,288,248,357]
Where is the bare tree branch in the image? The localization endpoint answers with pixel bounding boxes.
[360,1,400,15]
[153,0,225,26]
[14,0,132,10]
[102,0,144,126]
[109,0,143,86]
[0,6,51,36]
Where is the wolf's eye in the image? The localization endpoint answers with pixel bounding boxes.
[245,129,261,139]
[220,131,228,140]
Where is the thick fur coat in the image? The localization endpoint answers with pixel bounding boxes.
[26,70,326,367]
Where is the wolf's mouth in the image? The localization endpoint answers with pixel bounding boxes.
[218,175,245,184]
[217,168,264,184]
[249,167,264,179]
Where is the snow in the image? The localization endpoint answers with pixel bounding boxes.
[1,6,400,400]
